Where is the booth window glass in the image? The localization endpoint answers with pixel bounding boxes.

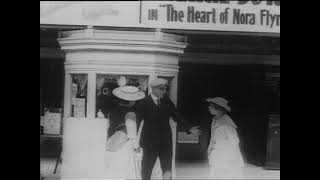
[71,74,88,118]
[96,74,148,138]
[95,74,149,118]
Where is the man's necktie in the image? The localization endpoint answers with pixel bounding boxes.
[157,98,161,107]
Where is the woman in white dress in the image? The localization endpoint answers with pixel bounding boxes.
[206,97,245,179]
[103,85,145,179]
[104,85,163,179]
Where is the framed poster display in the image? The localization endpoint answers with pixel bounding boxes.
[71,74,87,117]
[43,108,62,135]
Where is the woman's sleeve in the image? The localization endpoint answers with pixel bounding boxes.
[125,112,137,139]
[125,112,140,149]
[208,128,215,150]
[130,101,145,132]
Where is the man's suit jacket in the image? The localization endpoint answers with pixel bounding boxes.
[133,95,191,150]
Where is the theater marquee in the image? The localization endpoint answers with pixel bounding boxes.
[141,1,280,33]
[40,1,280,34]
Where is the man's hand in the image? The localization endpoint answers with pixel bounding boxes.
[189,126,202,135]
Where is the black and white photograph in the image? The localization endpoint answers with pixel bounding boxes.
[40,1,280,179]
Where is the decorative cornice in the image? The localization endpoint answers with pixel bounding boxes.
[64,61,179,76]
[58,29,185,76]
[58,29,187,55]
[60,29,186,42]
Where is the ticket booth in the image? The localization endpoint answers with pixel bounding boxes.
[41,2,280,178]
[58,28,187,179]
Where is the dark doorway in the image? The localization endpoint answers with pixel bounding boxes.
[176,63,269,166]
[40,58,64,109]
[40,28,64,109]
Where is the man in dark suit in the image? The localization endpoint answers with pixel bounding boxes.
[133,78,201,180]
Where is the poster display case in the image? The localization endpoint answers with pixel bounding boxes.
[71,74,87,118]
[43,108,63,135]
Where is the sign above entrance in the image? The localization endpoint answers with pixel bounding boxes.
[40,1,141,28]
[141,1,280,33]
[40,1,280,34]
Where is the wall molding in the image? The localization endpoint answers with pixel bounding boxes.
[58,29,187,55]
[64,61,179,76]
[181,52,280,65]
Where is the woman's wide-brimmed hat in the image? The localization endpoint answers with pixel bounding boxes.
[206,97,231,112]
[112,86,145,101]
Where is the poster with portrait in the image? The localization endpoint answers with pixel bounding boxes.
[71,74,87,117]
[73,98,86,118]
[43,108,62,135]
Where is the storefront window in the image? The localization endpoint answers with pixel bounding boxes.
[71,74,88,118]
[95,74,149,119]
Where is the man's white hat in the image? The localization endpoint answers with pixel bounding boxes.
[150,78,168,88]
[206,97,231,112]
[112,86,145,101]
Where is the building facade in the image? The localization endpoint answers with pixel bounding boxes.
[40,1,280,179]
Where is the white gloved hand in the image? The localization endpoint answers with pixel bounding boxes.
[134,146,143,160]
[130,138,139,149]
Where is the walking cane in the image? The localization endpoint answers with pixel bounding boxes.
[133,147,142,179]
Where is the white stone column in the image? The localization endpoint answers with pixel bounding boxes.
[170,76,179,106]
[63,72,72,118]
[87,72,96,119]
[170,75,179,179]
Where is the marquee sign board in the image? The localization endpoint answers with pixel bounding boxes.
[40,1,280,34]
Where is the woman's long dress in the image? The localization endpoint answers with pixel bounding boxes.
[105,114,163,179]
[104,108,139,179]
[208,115,245,179]
[105,139,138,179]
